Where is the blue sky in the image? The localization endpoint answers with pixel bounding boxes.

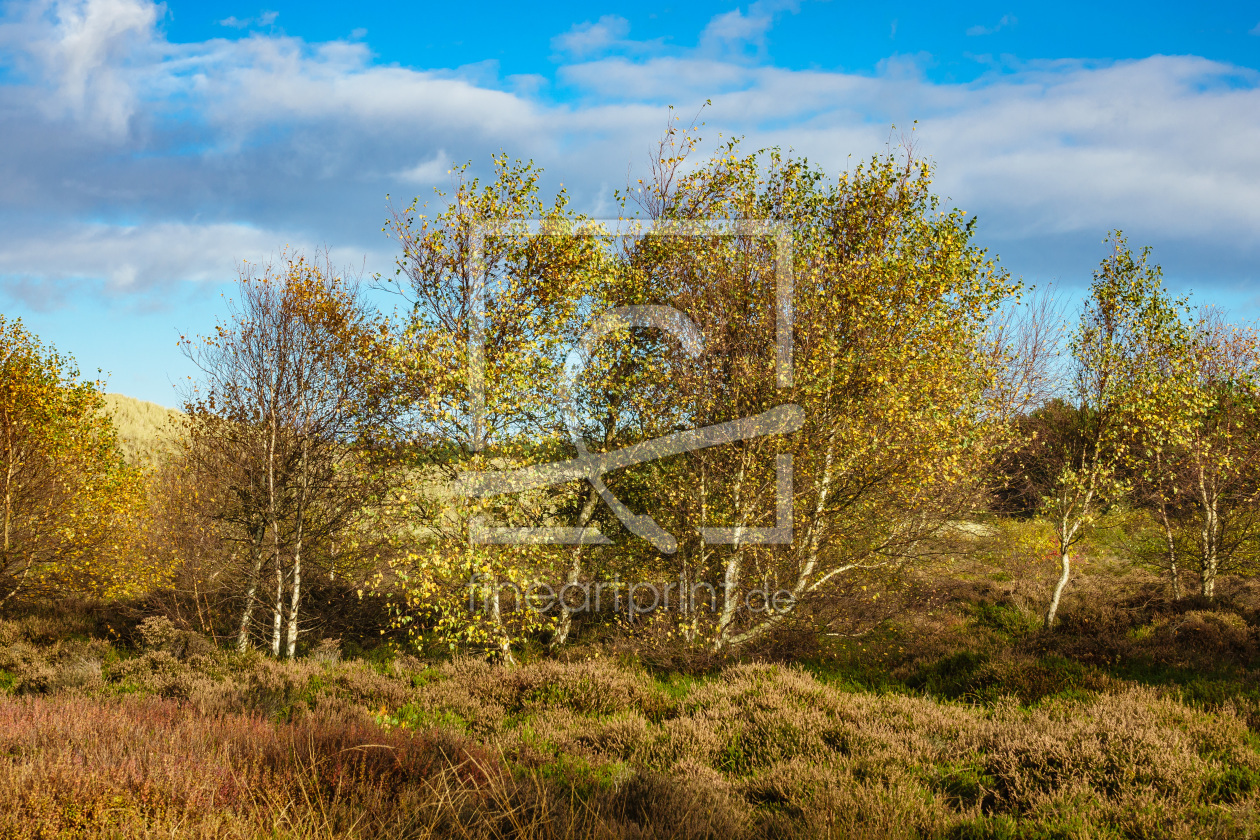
[1,0,1259,406]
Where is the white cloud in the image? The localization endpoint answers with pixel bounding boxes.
[396,149,451,185]
[0,221,281,290]
[218,10,277,29]
[967,14,1017,37]
[916,58,1260,240]
[551,15,632,58]
[698,0,799,60]
[551,3,800,65]
[184,36,544,139]
[19,0,161,136]
[0,220,388,303]
[555,53,1260,251]
[0,0,1257,303]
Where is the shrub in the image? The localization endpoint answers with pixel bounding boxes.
[4,606,1260,838]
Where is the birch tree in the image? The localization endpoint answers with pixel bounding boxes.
[379,157,618,658]
[378,142,1023,655]
[182,253,386,656]
[1176,310,1260,597]
[608,144,1016,650]
[1036,235,1176,627]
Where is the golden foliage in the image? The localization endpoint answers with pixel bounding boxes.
[0,316,161,604]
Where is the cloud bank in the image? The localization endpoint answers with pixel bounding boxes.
[0,0,1257,306]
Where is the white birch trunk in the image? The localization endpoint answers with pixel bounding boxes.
[551,485,600,649]
[1044,551,1071,628]
[236,527,267,652]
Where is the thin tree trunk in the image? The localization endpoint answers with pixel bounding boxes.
[267,393,283,657]
[492,584,515,664]
[720,432,836,651]
[271,546,284,657]
[715,552,742,649]
[0,439,24,608]
[1045,550,1071,628]
[1202,504,1219,599]
[717,428,840,651]
[286,532,302,658]
[684,459,707,645]
[1153,451,1182,601]
[1198,464,1219,599]
[2,457,13,567]
[0,555,33,611]
[551,485,599,649]
[236,527,267,652]
[1044,472,1093,630]
[1158,501,1183,601]
[285,442,307,659]
[714,452,754,649]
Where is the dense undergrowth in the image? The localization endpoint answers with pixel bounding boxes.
[6,550,1260,839]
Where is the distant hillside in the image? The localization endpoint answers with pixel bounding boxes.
[100,393,183,467]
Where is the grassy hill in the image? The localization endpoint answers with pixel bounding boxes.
[100,393,182,467]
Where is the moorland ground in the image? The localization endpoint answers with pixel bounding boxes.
[5,521,1260,840]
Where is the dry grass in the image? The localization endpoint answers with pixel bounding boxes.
[4,608,1260,838]
[0,693,521,839]
[5,514,1260,837]
[100,393,182,467]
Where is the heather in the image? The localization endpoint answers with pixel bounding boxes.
[5,550,1260,838]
